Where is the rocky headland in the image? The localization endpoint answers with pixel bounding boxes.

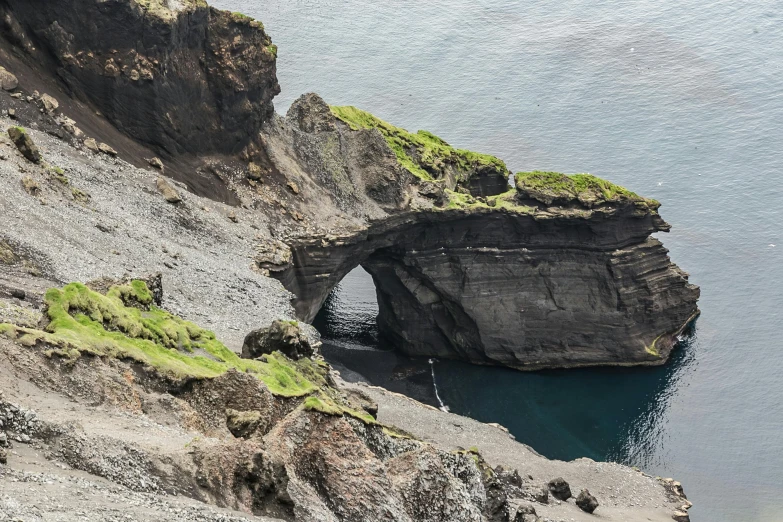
[0,1,697,521]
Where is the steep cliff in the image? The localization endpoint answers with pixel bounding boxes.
[0,0,279,156]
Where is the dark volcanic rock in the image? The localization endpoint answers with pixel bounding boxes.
[275,200,700,370]
[7,126,41,163]
[241,319,314,361]
[0,0,280,156]
[548,477,572,501]
[576,489,599,513]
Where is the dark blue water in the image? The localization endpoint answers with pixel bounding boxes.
[213,1,783,519]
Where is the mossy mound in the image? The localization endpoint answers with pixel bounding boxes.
[515,171,660,209]
[0,281,322,397]
[330,105,509,184]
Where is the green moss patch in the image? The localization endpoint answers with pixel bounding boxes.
[0,281,320,396]
[515,171,659,209]
[440,188,535,214]
[330,105,509,183]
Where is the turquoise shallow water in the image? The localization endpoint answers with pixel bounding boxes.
[212,1,783,519]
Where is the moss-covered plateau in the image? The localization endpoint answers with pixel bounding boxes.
[515,171,660,209]
[330,106,654,214]
[330,105,509,183]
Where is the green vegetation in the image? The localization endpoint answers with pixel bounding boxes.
[330,105,508,182]
[232,11,252,19]
[265,44,278,58]
[0,281,321,396]
[49,166,69,185]
[440,188,535,214]
[515,171,659,209]
[71,188,90,204]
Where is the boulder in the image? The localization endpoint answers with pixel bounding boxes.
[0,67,18,91]
[83,138,99,153]
[39,93,59,113]
[513,503,540,522]
[241,319,313,361]
[98,142,118,156]
[148,157,164,170]
[156,176,182,204]
[7,127,42,163]
[547,477,572,501]
[575,489,599,514]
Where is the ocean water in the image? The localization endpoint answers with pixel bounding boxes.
[212,1,783,520]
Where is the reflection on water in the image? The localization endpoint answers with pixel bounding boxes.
[314,266,695,465]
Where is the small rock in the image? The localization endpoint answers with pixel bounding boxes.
[287,181,300,194]
[98,142,118,156]
[0,66,18,91]
[247,162,265,181]
[156,176,182,204]
[83,138,99,153]
[59,117,84,138]
[228,210,238,223]
[39,93,59,113]
[547,477,572,501]
[672,510,690,522]
[513,503,539,522]
[148,157,164,170]
[7,109,16,120]
[0,447,6,465]
[575,489,599,514]
[8,127,42,163]
[10,92,22,99]
[21,176,40,196]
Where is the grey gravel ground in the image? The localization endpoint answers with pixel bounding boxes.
[346,379,690,522]
[1,446,280,522]
[0,114,304,350]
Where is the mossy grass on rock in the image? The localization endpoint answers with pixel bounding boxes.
[7,126,42,163]
[330,105,509,189]
[0,281,320,396]
[515,171,660,209]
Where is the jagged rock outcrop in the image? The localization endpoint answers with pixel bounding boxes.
[0,0,279,156]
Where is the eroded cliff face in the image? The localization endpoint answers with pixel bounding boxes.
[275,202,699,369]
[0,0,279,156]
